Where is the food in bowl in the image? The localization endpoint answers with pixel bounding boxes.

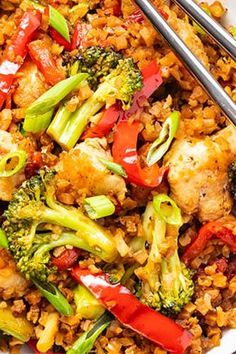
[0,0,235,353]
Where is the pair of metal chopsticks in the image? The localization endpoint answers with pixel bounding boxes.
[134,0,236,126]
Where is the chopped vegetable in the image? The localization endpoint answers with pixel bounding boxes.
[138,196,194,315]
[49,5,70,42]
[71,21,91,50]
[84,195,115,219]
[25,73,88,116]
[0,306,33,342]
[153,194,182,225]
[0,228,8,249]
[231,27,236,38]
[51,248,80,271]
[23,109,54,133]
[28,40,66,86]
[71,267,193,354]
[74,284,105,319]
[121,60,163,119]
[99,158,127,177]
[47,57,142,150]
[112,120,167,187]
[147,111,180,166]
[2,168,118,284]
[32,279,73,316]
[0,10,41,110]
[66,312,112,354]
[182,221,236,265]
[81,104,121,139]
[0,150,27,177]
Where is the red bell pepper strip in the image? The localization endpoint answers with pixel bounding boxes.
[28,39,66,85]
[0,10,41,110]
[71,267,192,354]
[121,60,163,120]
[112,120,167,187]
[49,28,72,52]
[182,221,236,265]
[81,103,121,140]
[71,21,92,50]
[51,248,80,271]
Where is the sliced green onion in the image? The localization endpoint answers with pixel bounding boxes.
[0,150,27,178]
[0,229,8,249]
[146,111,180,167]
[153,194,182,226]
[26,73,88,116]
[84,195,115,220]
[66,312,112,354]
[32,279,73,316]
[49,5,70,42]
[99,158,127,177]
[23,109,54,133]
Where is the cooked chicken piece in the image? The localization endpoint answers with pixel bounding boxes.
[0,249,29,298]
[164,125,236,222]
[13,61,48,108]
[56,138,127,203]
[0,130,25,201]
[168,12,209,68]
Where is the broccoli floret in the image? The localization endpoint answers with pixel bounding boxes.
[136,198,194,316]
[228,161,236,200]
[3,168,117,282]
[47,48,142,150]
[67,46,122,90]
[159,251,194,315]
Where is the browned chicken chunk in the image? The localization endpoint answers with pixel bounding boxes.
[13,61,48,108]
[164,125,236,222]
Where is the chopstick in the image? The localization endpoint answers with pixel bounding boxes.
[172,0,236,61]
[134,0,236,127]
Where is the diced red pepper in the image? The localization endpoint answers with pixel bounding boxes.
[28,39,66,86]
[215,257,228,273]
[71,21,92,50]
[182,221,236,265]
[127,9,144,23]
[158,8,169,20]
[51,248,80,271]
[112,120,168,187]
[81,103,121,140]
[71,267,192,354]
[0,10,41,110]
[25,151,43,179]
[121,60,163,120]
[126,8,168,24]
[49,28,72,52]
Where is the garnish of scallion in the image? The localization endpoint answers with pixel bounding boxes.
[84,195,115,220]
[99,158,127,177]
[0,150,27,178]
[49,5,70,42]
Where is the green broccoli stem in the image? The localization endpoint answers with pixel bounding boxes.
[40,207,117,262]
[47,81,117,150]
[66,312,112,354]
[33,232,109,262]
